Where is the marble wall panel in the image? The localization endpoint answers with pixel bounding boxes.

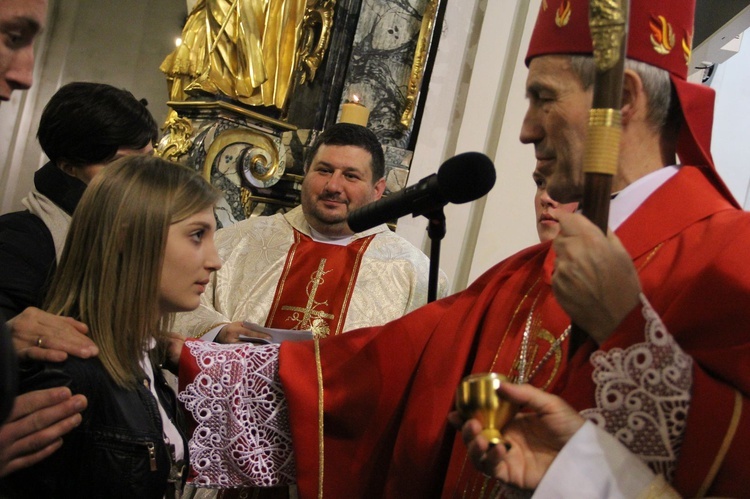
[341,0,430,150]
[286,0,363,131]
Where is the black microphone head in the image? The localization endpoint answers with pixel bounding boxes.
[437,152,496,204]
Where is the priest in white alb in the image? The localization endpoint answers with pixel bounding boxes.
[174,123,447,344]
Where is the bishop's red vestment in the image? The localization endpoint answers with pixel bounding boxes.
[180,166,750,497]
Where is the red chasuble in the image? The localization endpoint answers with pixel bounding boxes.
[279,166,750,498]
[266,232,374,337]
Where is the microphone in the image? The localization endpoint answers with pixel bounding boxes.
[347,151,496,233]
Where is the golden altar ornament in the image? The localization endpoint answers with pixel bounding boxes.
[160,0,328,111]
[455,373,517,446]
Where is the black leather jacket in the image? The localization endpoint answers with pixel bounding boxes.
[1,356,188,498]
[0,162,86,319]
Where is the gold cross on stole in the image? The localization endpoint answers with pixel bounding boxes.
[281,259,335,335]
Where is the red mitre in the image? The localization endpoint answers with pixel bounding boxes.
[525,0,738,207]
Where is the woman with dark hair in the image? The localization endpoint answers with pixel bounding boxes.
[3,156,221,498]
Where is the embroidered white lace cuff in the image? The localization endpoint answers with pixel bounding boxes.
[179,341,296,488]
[581,293,693,481]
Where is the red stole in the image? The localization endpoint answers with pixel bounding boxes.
[265,230,374,337]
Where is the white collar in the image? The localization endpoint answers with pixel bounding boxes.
[308,225,354,246]
[608,165,680,231]
[284,205,388,242]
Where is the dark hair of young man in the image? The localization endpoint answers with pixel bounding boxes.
[37,82,159,167]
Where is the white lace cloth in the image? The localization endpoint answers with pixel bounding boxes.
[179,341,296,488]
[581,294,693,481]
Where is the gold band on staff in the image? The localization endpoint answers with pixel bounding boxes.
[583,108,622,175]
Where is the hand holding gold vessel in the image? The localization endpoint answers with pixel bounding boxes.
[455,373,518,446]
[452,378,587,489]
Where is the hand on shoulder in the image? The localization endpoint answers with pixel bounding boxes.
[8,307,97,362]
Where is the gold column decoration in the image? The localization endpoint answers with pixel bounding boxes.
[297,0,337,85]
[400,0,440,129]
[156,111,194,161]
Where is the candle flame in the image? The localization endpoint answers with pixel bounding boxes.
[351,94,361,104]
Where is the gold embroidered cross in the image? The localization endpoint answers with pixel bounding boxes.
[512,328,563,390]
[512,338,540,383]
[281,259,334,336]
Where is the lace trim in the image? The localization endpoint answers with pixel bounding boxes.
[179,342,296,488]
[581,294,693,481]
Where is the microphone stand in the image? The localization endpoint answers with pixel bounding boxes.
[426,208,446,303]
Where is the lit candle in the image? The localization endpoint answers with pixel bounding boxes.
[339,96,370,127]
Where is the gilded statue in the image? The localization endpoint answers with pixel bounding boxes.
[161,0,312,110]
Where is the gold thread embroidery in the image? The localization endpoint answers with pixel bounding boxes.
[266,231,303,327]
[455,243,665,494]
[334,235,375,336]
[513,285,571,388]
[453,277,545,495]
[521,242,663,386]
[697,389,742,497]
[488,277,542,372]
[281,259,334,336]
[636,243,663,272]
[267,232,371,336]
[529,327,569,390]
[314,337,324,499]
[477,475,491,497]
[514,290,544,383]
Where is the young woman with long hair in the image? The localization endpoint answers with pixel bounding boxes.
[4,155,221,498]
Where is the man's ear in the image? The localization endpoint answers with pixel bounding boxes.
[620,68,645,126]
[373,177,386,200]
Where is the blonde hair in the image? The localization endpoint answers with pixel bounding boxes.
[46,155,220,388]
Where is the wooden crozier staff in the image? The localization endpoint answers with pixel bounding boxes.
[569,0,630,353]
